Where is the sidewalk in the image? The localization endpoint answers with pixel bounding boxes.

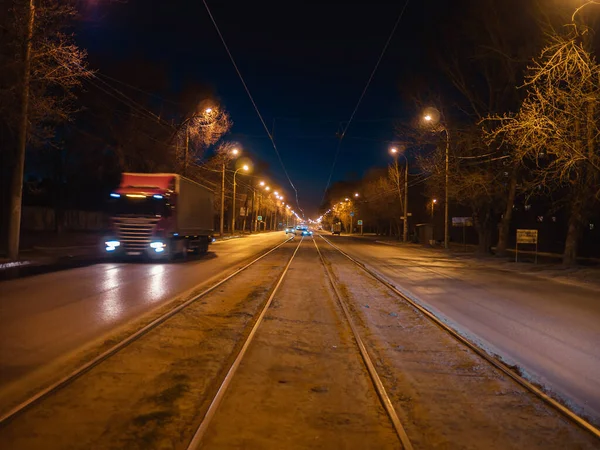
[355,235,600,293]
[1,230,283,280]
[0,231,104,280]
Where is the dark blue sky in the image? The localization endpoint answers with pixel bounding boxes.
[77,0,451,216]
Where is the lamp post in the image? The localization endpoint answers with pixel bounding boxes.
[182,107,214,176]
[231,164,249,234]
[390,147,409,242]
[220,147,239,237]
[424,110,449,249]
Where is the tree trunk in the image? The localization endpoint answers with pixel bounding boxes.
[474,208,494,255]
[476,225,493,255]
[563,202,582,267]
[496,168,518,257]
[7,0,35,260]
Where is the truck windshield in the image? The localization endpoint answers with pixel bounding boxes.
[110,196,168,217]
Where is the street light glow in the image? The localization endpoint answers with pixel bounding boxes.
[231,148,239,155]
[259,181,265,186]
[424,114,432,121]
[390,147,398,154]
[433,198,437,203]
[205,107,213,114]
[265,186,270,191]
[242,164,249,171]
[274,191,279,196]
[354,193,359,197]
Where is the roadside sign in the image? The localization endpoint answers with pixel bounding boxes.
[350,211,354,217]
[257,215,262,221]
[452,217,473,250]
[516,229,538,263]
[357,220,363,226]
[516,229,538,244]
[452,217,473,227]
[239,207,247,217]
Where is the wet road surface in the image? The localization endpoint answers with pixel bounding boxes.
[326,235,600,424]
[0,233,287,395]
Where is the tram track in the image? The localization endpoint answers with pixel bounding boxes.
[317,233,600,445]
[0,237,301,448]
[3,232,599,449]
[188,236,407,449]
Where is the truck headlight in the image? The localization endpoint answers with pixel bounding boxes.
[150,241,166,253]
[105,240,120,251]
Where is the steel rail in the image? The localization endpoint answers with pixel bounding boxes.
[0,236,295,426]
[318,234,600,441]
[186,237,304,449]
[313,238,414,450]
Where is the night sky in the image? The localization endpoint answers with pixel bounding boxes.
[77,0,452,217]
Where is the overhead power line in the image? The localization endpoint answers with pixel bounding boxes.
[202,0,303,215]
[321,0,411,204]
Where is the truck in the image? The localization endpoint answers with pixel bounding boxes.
[104,173,214,259]
[332,222,342,235]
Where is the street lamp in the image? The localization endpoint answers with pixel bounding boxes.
[220,146,241,238]
[231,164,250,234]
[180,106,218,176]
[431,198,437,218]
[422,108,450,249]
[354,193,359,198]
[389,146,409,243]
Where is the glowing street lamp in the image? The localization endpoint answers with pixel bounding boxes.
[220,146,241,237]
[389,145,409,243]
[422,107,449,249]
[232,164,250,234]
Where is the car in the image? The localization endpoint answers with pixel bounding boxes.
[296,225,313,237]
[284,226,296,235]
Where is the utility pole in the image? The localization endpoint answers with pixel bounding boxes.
[231,174,237,234]
[8,0,35,260]
[403,161,408,243]
[444,129,450,249]
[183,127,189,176]
[220,162,225,237]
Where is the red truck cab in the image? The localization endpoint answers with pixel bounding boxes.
[105,173,214,259]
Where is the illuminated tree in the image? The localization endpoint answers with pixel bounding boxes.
[486,28,600,265]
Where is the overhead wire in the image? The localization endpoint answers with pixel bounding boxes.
[202,0,303,215]
[320,0,411,204]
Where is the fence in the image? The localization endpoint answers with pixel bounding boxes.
[21,206,109,231]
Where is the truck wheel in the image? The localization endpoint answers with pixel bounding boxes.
[180,240,189,260]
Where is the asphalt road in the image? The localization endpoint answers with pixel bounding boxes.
[326,235,600,423]
[0,233,288,397]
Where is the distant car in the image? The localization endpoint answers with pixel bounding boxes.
[296,225,313,237]
[285,226,296,235]
[332,223,342,235]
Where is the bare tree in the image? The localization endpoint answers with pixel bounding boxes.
[418,125,508,253]
[485,28,600,265]
[1,0,89,258]
[435,0,543,255]
[174,103,232,174]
